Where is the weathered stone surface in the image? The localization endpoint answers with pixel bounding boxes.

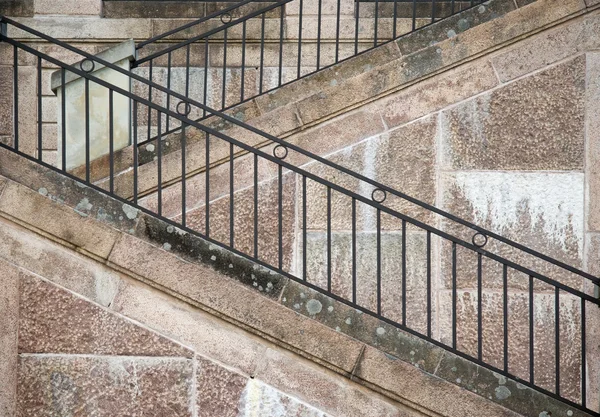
[103,1,205,19]
[16,66,37,157]
[112,275,268,375]
[0,259,20,417]
[440,171,584,290]
[300,231,429,331]
[436,290,583,405]
[355,346,520,417]
[34,0,101,15]
[442,56,585,171]
[0,67,14,136]
[197,358,247,417]
[17,355,194,417]
[8,17,152,40]
[19,275,193,357]
[394,0,516,56]
[109,233,364,373]
[304,116,437,230]
[0,0,34,16]
[0,216,121,307]
[238,379,329,416]
[0,181,120,259]
[181,171,296,272]
[584,233,600,408]
[587,52,600,232]
[491,17,591,82]
[381,59,498,129]
[255,348,415,417]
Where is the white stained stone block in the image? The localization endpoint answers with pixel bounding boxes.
[51,40,136,171]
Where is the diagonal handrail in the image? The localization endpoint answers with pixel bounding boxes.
[1,19,599,415]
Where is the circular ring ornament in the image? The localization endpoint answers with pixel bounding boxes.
[472,232,488,248]
[220,13,233,24]
[371,188,387,204]
[273,145,288,159]
[80,58,95,73]
[176,101,192,116]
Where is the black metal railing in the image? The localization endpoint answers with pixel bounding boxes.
[132,0,484,139]
[1,16,599,416]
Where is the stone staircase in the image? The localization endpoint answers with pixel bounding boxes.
[2,0,600,415]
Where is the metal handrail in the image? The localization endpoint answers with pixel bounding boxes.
[2,14,599,287]
[1,18,598,415]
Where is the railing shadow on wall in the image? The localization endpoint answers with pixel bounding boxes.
[1,11,600,416]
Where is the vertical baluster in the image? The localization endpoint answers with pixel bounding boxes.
[529,275,535,384]
[181,126,187,227]
[85,78,90,182]
[166,52,171,130]
[37,56,42,161]
[230,142,234,247]
[203,38,209,116]
[222,28,228,110]
[503,264,508,373]
[354,0,360,55]
[109,89,114,193]
[555,287,560,395]
[335,0,341,63]
[147,60,153,140]
[412,0,417,31]
[393,0,398,38]
[133,101,138,204]
[303,176,308,281]
[327,186,332,292]
[377,208,381,315]
[297,0,304,79]
[477,253,483,361]
[13,45,19,151]
[205,132,210,236]
[431,0,436,24]
[352,198,357,304]
[374,0,379,46]
[241,20,247,102]
[278,165,283,270]
[581,298,587,408]
[452,242,457,349]
[254,153,259,259]
[426,231,431,338]
[278,5,284,87]
[451,0,455,14]
[185,44,191,99]
[61,68,66,171]
[157,110,162,216]
[317,0,322,70]
[259,13,265,94]
[402,219,407,326]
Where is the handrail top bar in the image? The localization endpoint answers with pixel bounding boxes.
[136,0,258,49]
[134,0,293,66]
[1,15,598,286]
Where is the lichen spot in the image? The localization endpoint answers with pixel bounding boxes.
[327,306,334,313]
[495,386,511,400]
[539,412,551,417]
[38,187,48,196]
[146,143,155,152]
[306,299,323,315]
[122,204,138,220]
[478,5,485,13]
[345,318,352,325]
[567,411,573,416]
[447,29,457,38]
[163,243,171,251]
[166,225,174,234]
[267,282,273,289]
[75,198,93,217]
[211,255,217,261]
[376,327,386,336]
